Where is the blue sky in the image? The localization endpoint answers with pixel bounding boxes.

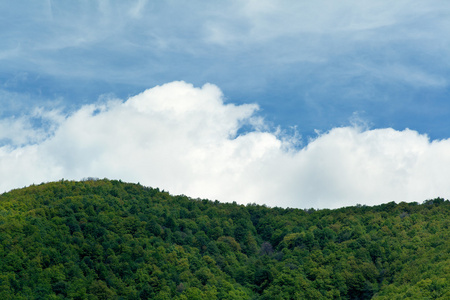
[1,1,450,208]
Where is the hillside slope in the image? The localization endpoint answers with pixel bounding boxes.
[0,179,449,299]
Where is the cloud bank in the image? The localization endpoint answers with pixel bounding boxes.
[1,81,449,209]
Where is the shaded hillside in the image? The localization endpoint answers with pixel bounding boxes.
[0,179,449,299]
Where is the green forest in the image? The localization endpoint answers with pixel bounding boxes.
[0,179,449,299]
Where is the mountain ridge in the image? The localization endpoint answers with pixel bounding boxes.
[0,179,449,299]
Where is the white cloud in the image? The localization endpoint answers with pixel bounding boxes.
[0,107,63,146]
[1,81,450,209]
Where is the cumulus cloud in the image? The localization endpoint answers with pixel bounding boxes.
[0,107,63,146]
[1,81,450,209]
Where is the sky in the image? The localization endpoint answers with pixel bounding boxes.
[1,1,450,209]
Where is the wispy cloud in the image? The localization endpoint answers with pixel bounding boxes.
[357,63,447,88]
[1,82,449,208]
[2,1,449,81]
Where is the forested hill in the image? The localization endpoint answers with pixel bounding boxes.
[0,180,449,299]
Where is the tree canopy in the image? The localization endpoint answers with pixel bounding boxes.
[0,179,449,299]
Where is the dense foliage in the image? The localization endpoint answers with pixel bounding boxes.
[0,179,449,299]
